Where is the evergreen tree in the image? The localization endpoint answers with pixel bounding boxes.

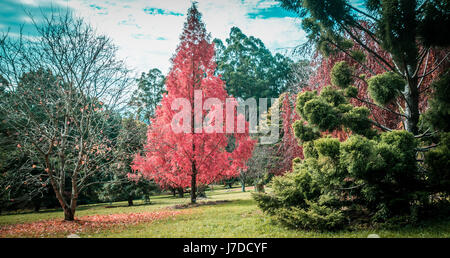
[129,68,166,124]
[214,27,294,101]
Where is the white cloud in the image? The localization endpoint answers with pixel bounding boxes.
[51,0,306,75]
[18,0,40,6]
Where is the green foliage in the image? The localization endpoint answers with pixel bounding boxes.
[129,68,166,124]
[274,202,345,231]
[99,117,158,204]
[295,90,317,117]
[377,0,418,64]
[342,107,376,137]
[295,80,375,138]
[292,120,320,143]
[350,49,366,63]
[423,69,450,132]
[340,135,376,178]
[367,72,405,105]
[254,125,445,228]
[252,193,281,214]
[319,85,346,106]
[214,27,293,101]
[340,131,421,219]
[424,132,450,194]
[378,130,417,175]
[314,137,340,160]
[280,0,449,65]
[254,153,345,230]
[303,141,318,159]
[303,98,339,131]
[417,0,450,47]
[331,61,353,88]
[344,86,358,98]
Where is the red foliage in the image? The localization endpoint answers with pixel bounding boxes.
[131,5,255,190]
[0,210,188,238]
[271,93,303,175]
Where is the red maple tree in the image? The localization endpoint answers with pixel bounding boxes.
[131,4,255,203]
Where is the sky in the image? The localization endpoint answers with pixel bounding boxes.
[0,0,308,75]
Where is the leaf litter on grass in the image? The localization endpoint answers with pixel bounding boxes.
[0,209,190,238]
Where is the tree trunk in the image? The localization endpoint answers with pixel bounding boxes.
[404,81,420,135]
[63,206,75,221]
[33,199,41,212]
[191,163,197,204]
[241,181,246,192]
[49,176,75,221]
[402,62,420,135]
[197,185,206,198]
[177,188,184,198]
[128,196,134,206]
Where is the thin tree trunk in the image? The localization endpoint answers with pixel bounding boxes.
[33,198,41,212]
[128,196,134,206]
[404,81,420,135]
[177,188,184,198]
[191,162,197,204]
[48,168,73,221]
[402,61,420,135]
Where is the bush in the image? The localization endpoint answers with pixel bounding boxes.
[274,202,345,231]
[292,120,320,143]
[254,62,450,231]
[424,132,450,195]
[254,130,437,228]
[303,99,339,131]
[331,61,353,89]
[367,72,405,105]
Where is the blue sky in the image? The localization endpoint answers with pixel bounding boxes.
[0,0,308,75]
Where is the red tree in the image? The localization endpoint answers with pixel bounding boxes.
[131,4,255,203]
[270,93,303,175]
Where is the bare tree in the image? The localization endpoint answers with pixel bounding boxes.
[0,10,132,220]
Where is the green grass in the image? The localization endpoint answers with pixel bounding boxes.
[0,185,243,226]
[1,186,450,238]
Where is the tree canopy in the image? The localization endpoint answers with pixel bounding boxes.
[214,27,294,101]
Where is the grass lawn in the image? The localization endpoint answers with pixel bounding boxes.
[1,186,449,238]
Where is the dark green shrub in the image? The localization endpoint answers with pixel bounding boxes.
[303,99,339,131]
[274,202,345,231]
[319,85,347,106]
[254,62,450,231]
[296,90,317,117]
[423,69,450,132]
[424,132,450,195]
[292,120,320,143]
[367,72,405,105]
[331,61,353,89]
[314,137,340,160]
[342,107,376,138]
